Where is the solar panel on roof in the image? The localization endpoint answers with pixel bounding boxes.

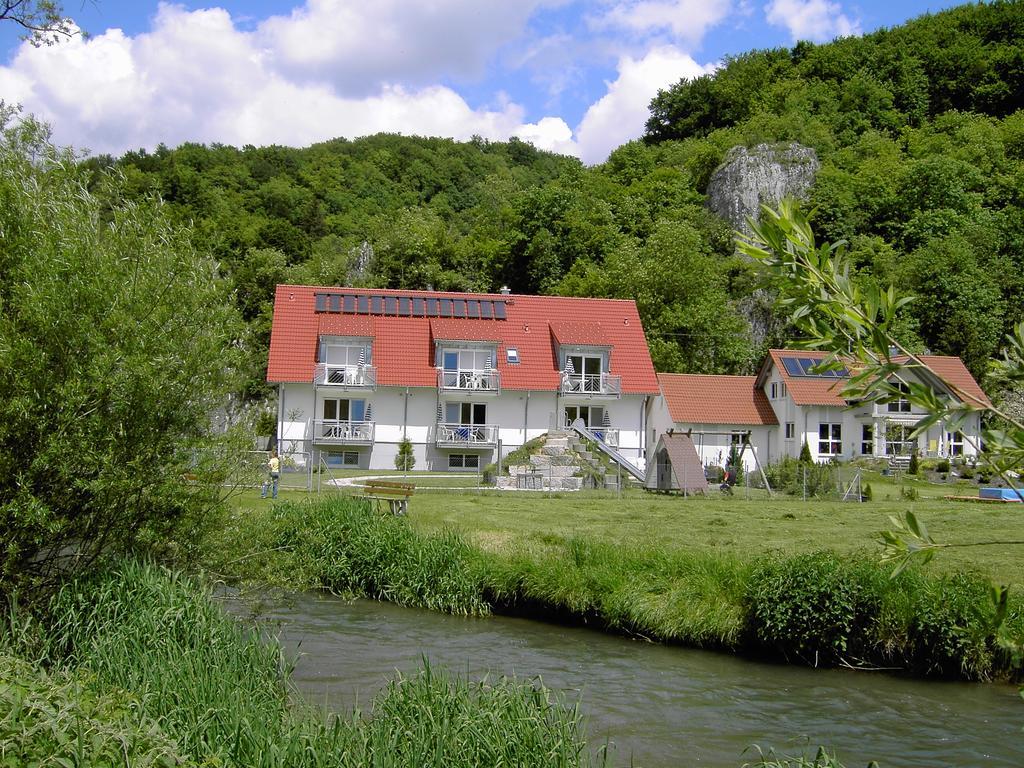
[413,297,425,315]
[479,301,493,319]
[343,295,356,313]
[370,296,383,314]
[314,293,327,312]
[782,357,803,376]
[439,299,452,317]
[467,300,479,318]
[356,295,369,314]
[426,298,438,315]
[385,296,397,315]
[494,301,506,320]
[453,300,465,317]
[328,294,341,312]
[399,297,410,315]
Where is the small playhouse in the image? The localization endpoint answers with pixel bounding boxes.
[645,431,709,494]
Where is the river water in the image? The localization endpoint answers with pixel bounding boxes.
[231,592,1023,767]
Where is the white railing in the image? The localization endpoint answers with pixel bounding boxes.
[437,369,500,393]
[314,364,376,388]
[313,420,375,444]
[560,372,622,396]
[435,422,499,446]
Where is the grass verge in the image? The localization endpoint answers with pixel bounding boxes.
[204,496,1024,681]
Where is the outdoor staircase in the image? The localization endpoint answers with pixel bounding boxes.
[496,430,623,491]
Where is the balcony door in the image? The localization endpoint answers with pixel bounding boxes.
[445,402,486,425]
[564,405,605,428]
[566,354,602,391]
[323,398,366,422]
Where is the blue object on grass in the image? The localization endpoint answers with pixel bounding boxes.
[979,487,1024,501]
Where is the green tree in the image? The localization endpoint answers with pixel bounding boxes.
[0,1,75,46]
[0,115,241,595]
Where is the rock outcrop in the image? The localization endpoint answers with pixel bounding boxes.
[705,143,819,238]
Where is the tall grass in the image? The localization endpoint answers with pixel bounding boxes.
[203,496,1023,681]
[17,560,599,768]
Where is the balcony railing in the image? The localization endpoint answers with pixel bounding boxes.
[559,372,622,397]
[437,369,500,393]
[314,364,376,388]
[435,422,498,447]
[313,419,375,444]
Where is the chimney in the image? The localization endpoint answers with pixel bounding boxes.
[499,286,511,295]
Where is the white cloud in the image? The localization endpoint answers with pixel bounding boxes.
[574,45,713,165]
[256,0,546,94]
[515,116,578,156]
[764,0,859,42]
[0,3,563,156]
[591,0,734,48]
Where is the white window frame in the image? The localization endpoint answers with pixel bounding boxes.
[448,453,481,469]
[785,422,795,440]
[818,423,842,456]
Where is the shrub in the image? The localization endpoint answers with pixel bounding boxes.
[799,442,813,463]
[395,437,416,471]
[0,114,241,596]
[745,552,884,665]
[862,482,873,501]
[936,458,951,473]
[908,450,919,475]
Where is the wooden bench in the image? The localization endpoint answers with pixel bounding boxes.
[361,479,415,515]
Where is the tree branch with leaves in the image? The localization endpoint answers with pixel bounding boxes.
[0,1,81,46]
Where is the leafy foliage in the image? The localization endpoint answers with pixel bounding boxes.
[0,114,241,596]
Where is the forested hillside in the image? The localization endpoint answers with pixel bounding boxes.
[90,1,1024,399]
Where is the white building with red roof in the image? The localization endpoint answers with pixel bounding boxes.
[651,349,987,470]
[266,285,660,471]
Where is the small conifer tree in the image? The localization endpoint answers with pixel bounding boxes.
[908,449,919,475]
[799,441,813,464]
[395,437,415,471]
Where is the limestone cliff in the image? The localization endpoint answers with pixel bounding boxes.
[705,143,819,237]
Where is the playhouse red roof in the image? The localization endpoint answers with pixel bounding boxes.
[267,285,659,394]
[658,373,778,426]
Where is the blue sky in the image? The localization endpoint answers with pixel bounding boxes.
[0,1,967,163]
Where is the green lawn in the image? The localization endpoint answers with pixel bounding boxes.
[227,470,1024,588]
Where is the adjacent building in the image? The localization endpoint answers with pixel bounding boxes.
[650,349,988,469]
[266,285,659,471]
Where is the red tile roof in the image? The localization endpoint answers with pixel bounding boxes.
[267,285,659,393]
[549,321,610,346]
[658,373,778,426]
[765,349,848,407]
[429,319,503,342]
[318,315,374,336]
[756,349,989,408]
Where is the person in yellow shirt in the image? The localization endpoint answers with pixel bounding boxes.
[261,450,281,499]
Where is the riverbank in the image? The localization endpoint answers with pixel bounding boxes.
[205,496,1024,682]
[0,561,600,767]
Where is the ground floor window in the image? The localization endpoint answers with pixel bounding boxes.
[861,424,873,455]
[324,450,360,467]
[818,423,842,455]
[886,422,915,455]
[448,453,480,469]
[947,431,965,456]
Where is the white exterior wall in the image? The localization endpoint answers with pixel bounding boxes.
[275,383,649,471]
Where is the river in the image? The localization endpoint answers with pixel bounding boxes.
[230,591,1023,767]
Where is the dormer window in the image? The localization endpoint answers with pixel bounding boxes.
[437,344,500,392]
[887,381,912,413]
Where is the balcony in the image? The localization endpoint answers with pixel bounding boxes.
[434,422,499,448]
[437,369,500,395]
[314,364,376,389]
[313,419,375,445]
[559,372,621,397]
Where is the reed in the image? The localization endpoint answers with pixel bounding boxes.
[21,560,597,767]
